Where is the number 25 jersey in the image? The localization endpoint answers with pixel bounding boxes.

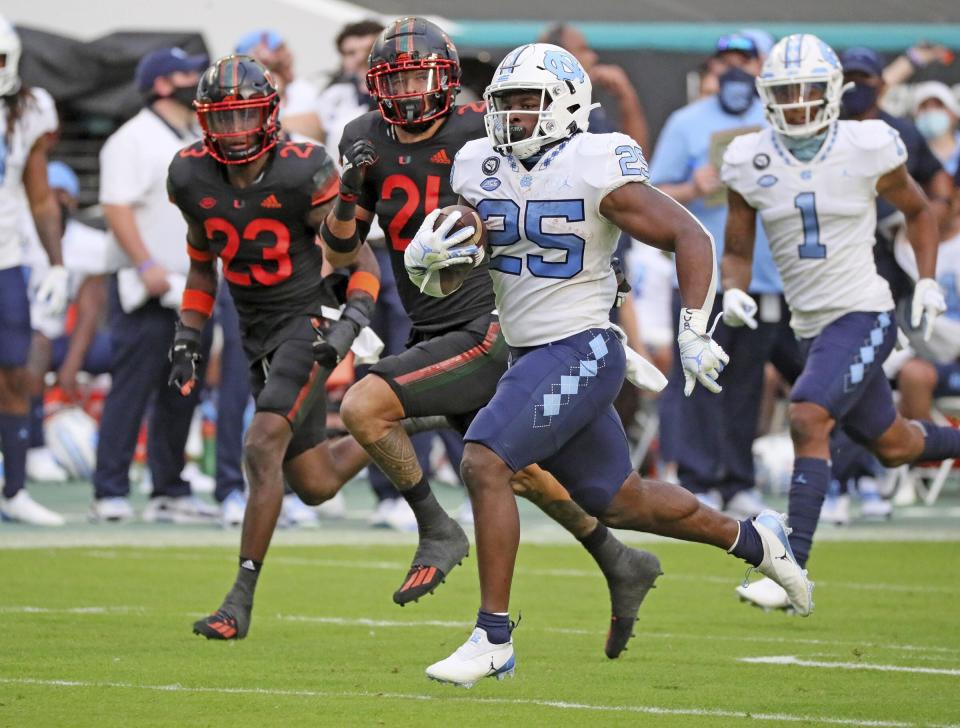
[721,120,903,338]
[453,131,648,347]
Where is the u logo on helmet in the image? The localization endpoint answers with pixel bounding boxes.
[542,50,585,83]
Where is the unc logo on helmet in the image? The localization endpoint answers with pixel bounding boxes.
[542,50,585,84]
[482,42,597,160]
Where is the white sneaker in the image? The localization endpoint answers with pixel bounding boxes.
[0,490,65,526]
[315,491,347,519]
[456,498,474,527]
[857,477,892,520]
[220,489,246,528]
[736,576,791,611]
[368,498,395,528]
[89,496,135,523]
[182,462,214,495]
[425,628,516,688]
[142,495,219,524]
[383,497,418,533]
[749,510,814,616]
[694,489,722,510]
[725,489,766,519]
[279,493,319,528]
[820,493,850,526]
[26,447,69,483]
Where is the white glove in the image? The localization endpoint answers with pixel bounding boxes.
[911,277,946,342]
[404,208,480,297]
[722,288,758,329]
[678,307,729,396]
[34,265,69,318]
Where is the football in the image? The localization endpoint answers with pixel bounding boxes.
[433,204,488,296]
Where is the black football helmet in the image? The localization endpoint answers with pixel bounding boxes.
[366,17,461,128]
[195,55,280,164]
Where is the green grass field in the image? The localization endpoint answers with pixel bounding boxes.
[3,495,960,728]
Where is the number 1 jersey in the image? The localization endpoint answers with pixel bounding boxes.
[339,105,494,334]
[452,131,647,347]
[721,120,902,338]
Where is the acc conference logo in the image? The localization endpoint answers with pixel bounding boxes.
[481,177,501,191]
[482,156,500,175]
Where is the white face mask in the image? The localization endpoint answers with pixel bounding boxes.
[916,109,953,140]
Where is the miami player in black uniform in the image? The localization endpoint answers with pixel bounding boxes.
[167,55,384,640]
[336,17,661,658]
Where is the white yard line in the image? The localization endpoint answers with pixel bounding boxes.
[740,655,960,677]
[4,605,959,656]
[0,676,957,727]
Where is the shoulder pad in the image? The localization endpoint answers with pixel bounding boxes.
[580,132,649,192]
[844,119,900,152]
[339,112,381,153]
[722,131,763,168]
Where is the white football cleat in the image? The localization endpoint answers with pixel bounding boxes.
[142,495,218,524]
[750,510,814,616]
[820,492,850,526]
[426,628,516,688]
[736,576,791,611]
[278,493,319,528]
[89,496,135,523]
[0,490,65,526]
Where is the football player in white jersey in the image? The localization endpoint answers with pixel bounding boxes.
[721,34,957,610]
[0,17,69,526]
[406,42,814,688]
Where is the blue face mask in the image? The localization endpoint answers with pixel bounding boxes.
[841,82,877,117]
[781,129,828,161]
[916,109,952,140]
[718,67,756,115]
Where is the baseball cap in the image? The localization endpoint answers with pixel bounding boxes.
[47,161,79,198]
[913,80,960,116]
[135,47,208,92]
[738,28,775,57]
[235,29,285,55]
[715,33,760,59]
[840,47,884,77]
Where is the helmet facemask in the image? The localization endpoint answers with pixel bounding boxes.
[366,58,459,128]
[484,81,586,160]
[196,94,279,164]
[758,76,842,138]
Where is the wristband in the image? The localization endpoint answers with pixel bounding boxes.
[182,289,215,317]
[333,191,359,222]
[347,271,380,302]
[321,221,361,253]
[137,258,156,273]
[907,47,927,68]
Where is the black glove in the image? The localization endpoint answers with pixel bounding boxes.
[340,138,378,198]
[168,322,203,396]
[612,257,631,308]
[312,296,375,368]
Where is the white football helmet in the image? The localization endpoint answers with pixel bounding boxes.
[0,16,22,96]
[756,33,845,138]
[483,42,596,159]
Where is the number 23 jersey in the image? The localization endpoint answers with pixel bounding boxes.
[452,131,648,347]
[721,120,903,338]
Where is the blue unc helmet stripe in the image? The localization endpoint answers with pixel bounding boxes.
[496,45,531,81]
[784,34,804,68]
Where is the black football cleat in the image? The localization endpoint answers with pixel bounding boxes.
[192,606,248,640]
[393,515,469,606]
[603,548,663,659]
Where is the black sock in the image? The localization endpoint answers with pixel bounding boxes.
[917,420,960,461]
[401,476,449,533]
[0,413,29,499]
[476,609,511,644]
[729,519,763,567]
[225,556,261,607]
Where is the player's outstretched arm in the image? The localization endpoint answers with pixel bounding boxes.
[600,182,728,395]
[320,138,378,267]
[878,163,946,339]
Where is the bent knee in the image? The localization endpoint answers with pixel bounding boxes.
[461,444,511,487]
[789,402,833,447]
[898,358,937,390]
[340,376,398,437]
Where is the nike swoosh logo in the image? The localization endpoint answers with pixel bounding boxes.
[776,551,790,561]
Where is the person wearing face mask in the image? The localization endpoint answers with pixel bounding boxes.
[650,33,799,517]
[912,81,960,177]
[89,47,219,524]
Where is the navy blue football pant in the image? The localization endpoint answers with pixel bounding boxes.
[364,244,434,501]
[93,283,211,499]
[661,290,802,501]
[214,286,250,503]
